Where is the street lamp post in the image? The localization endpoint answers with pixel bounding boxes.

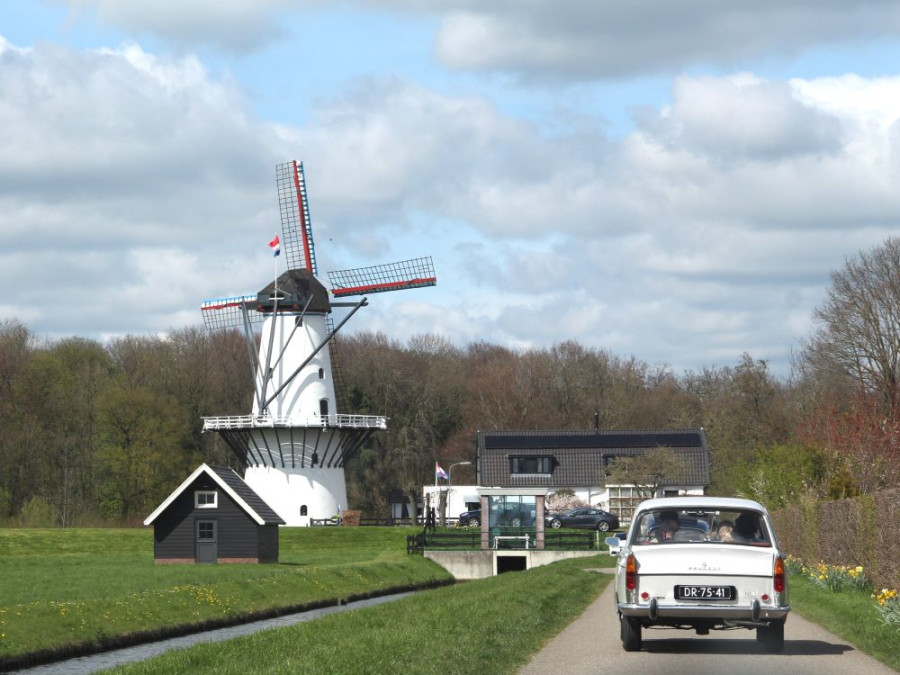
[448,461,472,487]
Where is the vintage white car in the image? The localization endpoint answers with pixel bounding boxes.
[607,496,790,653]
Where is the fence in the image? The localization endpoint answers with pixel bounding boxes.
[406,528,599,554]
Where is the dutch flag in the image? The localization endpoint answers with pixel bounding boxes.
[435,462,449,481]
[269,234,281,257]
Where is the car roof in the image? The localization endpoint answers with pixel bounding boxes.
[633,496,768,513]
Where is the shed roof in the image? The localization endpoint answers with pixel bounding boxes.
[143,464,285,526]
[476,428,710,488]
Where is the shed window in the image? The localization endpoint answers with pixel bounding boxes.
[509,456,554,475]
[197,521,216,540]
[195,491,217,508]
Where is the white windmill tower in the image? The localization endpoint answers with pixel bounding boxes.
[200,161,437,526]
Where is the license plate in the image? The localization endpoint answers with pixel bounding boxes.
[676,585,734,600]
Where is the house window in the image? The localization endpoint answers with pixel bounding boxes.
[197,521,216,540]
[608,486,641,521]
[509,456,554,475]
[195,491,217,508]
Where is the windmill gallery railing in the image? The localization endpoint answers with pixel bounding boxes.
[202,413,387,431]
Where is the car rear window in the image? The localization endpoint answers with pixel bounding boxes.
[632,507,771,546]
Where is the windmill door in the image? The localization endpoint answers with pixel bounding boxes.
[196,520,217,563]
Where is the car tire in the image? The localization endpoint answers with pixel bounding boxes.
[550,519,562,529]
[468,518,480,528]
[756,620,784,653]
[621,615,642,652]
[597,521,611,532]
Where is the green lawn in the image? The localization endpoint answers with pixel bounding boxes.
[788,570,900,671]
[104,555,612,675]
[0,527,451,662]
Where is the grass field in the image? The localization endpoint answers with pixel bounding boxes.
[104,555,611,675]
[0,527,451,663]
[3,528,898,674]
[788,570,900,671]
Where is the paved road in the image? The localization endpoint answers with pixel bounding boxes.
[521,573,897,675]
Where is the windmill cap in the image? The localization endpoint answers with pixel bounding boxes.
[256,269,331,313]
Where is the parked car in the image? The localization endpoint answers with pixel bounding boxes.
[607,496,790,653]
[458,504,536,528]
[457,509,481,527]
[545,507,620,531]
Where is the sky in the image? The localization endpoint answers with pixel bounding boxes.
[3,1,900,378]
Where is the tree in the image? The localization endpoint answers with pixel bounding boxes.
[801,237,900,414]
[603,447,690,499]
[738,443,830,508]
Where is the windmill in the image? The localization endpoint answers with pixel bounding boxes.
[200,160,436,526]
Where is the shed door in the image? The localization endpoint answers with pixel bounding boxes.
[196,519,217,563]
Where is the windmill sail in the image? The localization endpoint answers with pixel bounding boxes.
[276,160,317,274]
[327,257,436,297]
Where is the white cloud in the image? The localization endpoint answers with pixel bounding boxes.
[431,1,900,82]
[5,31,900,375]
[42,1,900,82]
[46,0,296,52]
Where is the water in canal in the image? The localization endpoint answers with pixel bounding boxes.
[11,592,413,675]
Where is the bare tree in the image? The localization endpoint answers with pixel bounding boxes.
[603,447,690,499]
[802,237,900,414]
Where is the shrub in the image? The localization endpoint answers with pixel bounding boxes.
[15,497,57,527]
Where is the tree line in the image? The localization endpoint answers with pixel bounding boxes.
[2,238,900,526]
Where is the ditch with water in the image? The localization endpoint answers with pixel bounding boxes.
[9,592,413,675]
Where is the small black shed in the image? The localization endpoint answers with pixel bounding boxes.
[144,463,285,564]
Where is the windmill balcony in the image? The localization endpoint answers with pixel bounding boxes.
[202,413,387,431]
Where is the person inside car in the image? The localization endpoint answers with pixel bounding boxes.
[649,510,680,542]
[715,519,734,542]
[733,512,759,542]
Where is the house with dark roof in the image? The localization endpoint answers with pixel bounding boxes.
[144,464,285,564]
[475,428,710,519]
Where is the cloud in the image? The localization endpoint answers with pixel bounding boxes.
[46,0,296,52]
[43,1,900,80]
[0,38,283,336]
[432,0,900,82]
[5,32,900,374]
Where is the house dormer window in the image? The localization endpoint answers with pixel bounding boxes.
[509,456,554,475]
[195,491,217,508]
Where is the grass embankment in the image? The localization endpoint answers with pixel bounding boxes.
[0,527,451,666]
[788,570,900,671]
[105,555,611,675]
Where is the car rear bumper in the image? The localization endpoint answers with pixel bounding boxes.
[618,600,790,622]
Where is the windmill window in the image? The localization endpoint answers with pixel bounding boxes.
[195,491,218,508]
[509,456,554,475]
[295,316,303,327]
[318,368,325,379]
[319,399,329,416]
[300,505,308,516]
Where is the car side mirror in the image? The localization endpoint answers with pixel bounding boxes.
[605,536,621,548]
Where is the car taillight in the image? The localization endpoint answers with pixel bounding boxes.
[626,553,637,591]
[773,555,785,593]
